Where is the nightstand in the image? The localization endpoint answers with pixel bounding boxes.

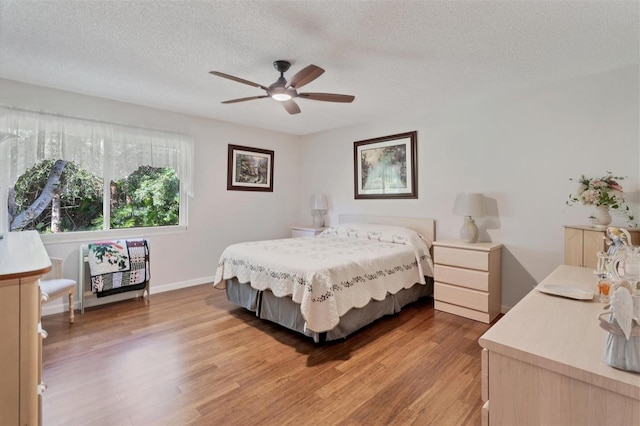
[291,226,325,238]
[432,239,502,323]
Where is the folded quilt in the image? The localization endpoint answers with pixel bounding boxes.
[88,239,149,297]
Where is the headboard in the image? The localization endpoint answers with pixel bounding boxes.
[338,214,436,243]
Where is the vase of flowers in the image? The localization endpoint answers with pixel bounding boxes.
[567,172,636,228]
[592,205,612,227]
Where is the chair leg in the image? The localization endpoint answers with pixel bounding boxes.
[68,291,75,324]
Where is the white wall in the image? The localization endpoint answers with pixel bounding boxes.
[0,78,302,313]
[3,66,638,314]
[297,66,640,309]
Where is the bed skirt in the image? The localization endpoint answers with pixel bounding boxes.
[224,277,433,342]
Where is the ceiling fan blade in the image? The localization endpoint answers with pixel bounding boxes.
[209,71,269,91]
[283,100,301,115]
[222,95,269,104]
[285,65,324,89]
[298,93,355,103]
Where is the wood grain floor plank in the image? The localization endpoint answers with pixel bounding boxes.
[41,283,493,425]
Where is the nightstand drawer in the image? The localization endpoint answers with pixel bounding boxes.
[292,229,313,238]
[434,300,491,323]
[291,227,325,238]
[434,246,489,270]
[434,282,488,312]
[434,264,489,291]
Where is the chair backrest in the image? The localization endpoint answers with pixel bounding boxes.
[42,257,64,280]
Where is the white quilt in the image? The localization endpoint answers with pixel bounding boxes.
[214,226,433,333]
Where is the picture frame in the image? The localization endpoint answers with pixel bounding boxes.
[227,144,274,192]
[353,131,418,199]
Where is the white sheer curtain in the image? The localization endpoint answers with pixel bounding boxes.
[0,107,194,197]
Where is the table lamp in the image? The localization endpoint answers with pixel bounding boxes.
[311,193,328,227]
[453,193,486,243]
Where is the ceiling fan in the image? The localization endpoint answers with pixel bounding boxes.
[209,60,355,115]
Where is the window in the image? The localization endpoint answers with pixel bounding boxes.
[109,166,180,229]
[11,159,103,233]
[0,107,194,240]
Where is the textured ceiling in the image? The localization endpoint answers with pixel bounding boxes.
[1,1,638,136]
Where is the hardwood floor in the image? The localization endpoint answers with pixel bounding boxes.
[41,284,493,426]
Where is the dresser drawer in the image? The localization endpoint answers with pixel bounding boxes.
[434,246,489,270]
[434,264,489,291]
[434,282,488,312]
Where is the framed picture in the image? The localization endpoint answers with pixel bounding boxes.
[354,131,417,199]
[227,144,274,192]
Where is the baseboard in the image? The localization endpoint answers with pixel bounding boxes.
[152,276,213,294]
[41,275,215,317]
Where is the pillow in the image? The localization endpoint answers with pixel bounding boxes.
[320,222,434,279]
[320,223,432,250]
[320,226,339,236]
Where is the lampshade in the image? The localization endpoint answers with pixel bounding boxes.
[453,193,486,217]
[311,193,328,228]
[310,193,328,210]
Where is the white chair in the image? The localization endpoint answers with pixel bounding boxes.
[40,257,76,323]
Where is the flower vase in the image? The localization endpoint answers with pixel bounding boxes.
[592,205,612,228]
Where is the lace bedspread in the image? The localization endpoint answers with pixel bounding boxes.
[214,234,433,333]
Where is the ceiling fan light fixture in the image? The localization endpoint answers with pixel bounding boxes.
[271,93,292,101]
[270,86,293,102]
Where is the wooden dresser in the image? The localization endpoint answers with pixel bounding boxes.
[479,265,639,425]
[432,240,502,323]
[564,225,640,268]
[0,231,51,426]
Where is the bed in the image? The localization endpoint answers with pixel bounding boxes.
[213,215,435,342]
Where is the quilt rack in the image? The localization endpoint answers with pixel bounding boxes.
[78,239,151,314]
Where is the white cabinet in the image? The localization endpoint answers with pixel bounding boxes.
[0,231,51,426]
[433,240,502,323]
[291,226,325,238]
[564,225,640,268]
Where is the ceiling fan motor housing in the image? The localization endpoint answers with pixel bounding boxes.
[269,61,295,100]
[269,77,296,101]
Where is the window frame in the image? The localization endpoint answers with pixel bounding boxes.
[1,107,194,241]
[38,170,189,244]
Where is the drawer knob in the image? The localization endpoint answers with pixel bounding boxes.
[38,323,48,339]
[37,382,47,395]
